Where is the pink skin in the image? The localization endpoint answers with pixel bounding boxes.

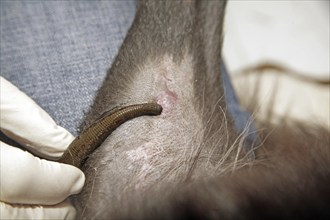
[154,54,192,116]
[156,89,177,114]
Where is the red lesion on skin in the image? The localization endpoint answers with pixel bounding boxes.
[156,85,177,114]
[155,56,180,114]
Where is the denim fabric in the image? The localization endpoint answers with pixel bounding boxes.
[1,1,136,136]
[0,0,255,150]
[222,63,258,156]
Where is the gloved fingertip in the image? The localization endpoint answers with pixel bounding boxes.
[0,200,77,220]
[68,168,86,196]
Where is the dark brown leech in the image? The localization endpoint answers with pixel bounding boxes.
[58,103,162,168]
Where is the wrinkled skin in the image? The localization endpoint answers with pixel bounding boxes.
[73,1,330,219]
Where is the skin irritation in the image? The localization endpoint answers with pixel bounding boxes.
[138,54,194,116]
[59,54,193,168]
[58,103,163,168]
[126,144,168,190]
[156,89,177,114]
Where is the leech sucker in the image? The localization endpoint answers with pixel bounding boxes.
[58,103,163,168]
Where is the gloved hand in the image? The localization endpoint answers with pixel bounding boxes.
[0,76,85,219]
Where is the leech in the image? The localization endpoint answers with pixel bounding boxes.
[58,103,163,168]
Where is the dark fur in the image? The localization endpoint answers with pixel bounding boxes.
[84,0,232,135]
[75,1,330,219]
[108,121,330,220]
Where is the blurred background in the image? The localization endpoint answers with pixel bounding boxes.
[223,0,329,129]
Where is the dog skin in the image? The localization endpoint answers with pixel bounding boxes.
[70,1,330,219]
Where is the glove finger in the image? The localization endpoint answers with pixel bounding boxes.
[0,200,77,220]
[0,142,85,205]
[0,76,74,160]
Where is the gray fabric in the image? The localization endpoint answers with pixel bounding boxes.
[1,1,136,136]
[0,0,255,149]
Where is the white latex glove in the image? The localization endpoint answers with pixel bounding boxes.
[0,76,85,219]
